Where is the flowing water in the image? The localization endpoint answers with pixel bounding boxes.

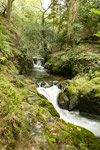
[25,61,100,138]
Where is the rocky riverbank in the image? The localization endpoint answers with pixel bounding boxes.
[58,73,100,115]
[46,44,100,116]
[1,63,100,150]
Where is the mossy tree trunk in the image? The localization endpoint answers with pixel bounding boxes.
[6,0,14,21]
[67,0,78,46]
[40,0,52,62]
[41,12,48,62]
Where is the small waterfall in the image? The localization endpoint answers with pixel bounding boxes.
[37,60,42,66]
[32,57,44,70]
[37,85,100,138]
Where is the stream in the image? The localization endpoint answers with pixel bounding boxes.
[25,61,100,138]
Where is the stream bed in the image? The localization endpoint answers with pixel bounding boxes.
[25,64,100,138]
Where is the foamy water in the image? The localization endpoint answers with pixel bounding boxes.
[37,85,100,137]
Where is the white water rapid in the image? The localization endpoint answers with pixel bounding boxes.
[37,85,100,138]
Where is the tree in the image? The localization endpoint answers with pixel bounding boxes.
[67,0,78,46]
[11,0,55,60]
[0,0,7,16]
[6,0,14,20]
[47,0,68,49]
[40,0,53,61]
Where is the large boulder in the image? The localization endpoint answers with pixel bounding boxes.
[58,75,100,114]
[46,47,100,78]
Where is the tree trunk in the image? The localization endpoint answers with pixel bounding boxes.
[41,13,48,61]
[67,0,78,46]
[6,0,13,21]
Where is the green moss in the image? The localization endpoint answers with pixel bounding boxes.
[66,76,100,100]
[11,78,25,88]
[94,71,100,77]
[38,99,60,117]
[44,117,100,150]
[74,77,89,86]
[66,77,89,100]
[0,75,29,149]
[80,77,100,99]
[47,136,56,150]
[59,75,100,112]
[63,145,78,150]
[0,65,10,74]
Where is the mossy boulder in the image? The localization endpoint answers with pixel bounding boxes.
[45,52,73,77]
[46,47,100,78]
[58,75,100,114]
[38,98,60,117]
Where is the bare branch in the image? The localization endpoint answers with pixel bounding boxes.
[40,0,45,11]
[45,2,52,13]
[40,0,52,14]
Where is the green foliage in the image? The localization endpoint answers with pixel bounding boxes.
[94,31,100,37]
[0,0,7,15]
[90,8,100,48]
[78,0,100,33]
[0,23,14,60]
[56,29,67,46]
[46,45,100,77]
[90,9,100,14]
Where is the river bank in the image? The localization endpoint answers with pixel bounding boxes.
[45,44,100,115]
[0,60,100,150]
[26,65,100,138]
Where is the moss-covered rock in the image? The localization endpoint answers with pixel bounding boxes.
[58,75,100,114]
[38,98,60,117]
[46,46,100,78]
[45,52,73,77]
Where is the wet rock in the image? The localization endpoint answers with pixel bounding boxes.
[23,102,29,109]
[44,81,53,87]
[34,136,47,145]
[28,94,34,97]
[28,95,38,100]
[46,117,55,122]
[44,82,50,88]
[53,81,58,85]
[40,81,46,87]
[58,92,70,109]
[34,122,44,134]
[31,147,39,150]
[58,76,100,114]
[30,132,36,136]
[58,80,71,90]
